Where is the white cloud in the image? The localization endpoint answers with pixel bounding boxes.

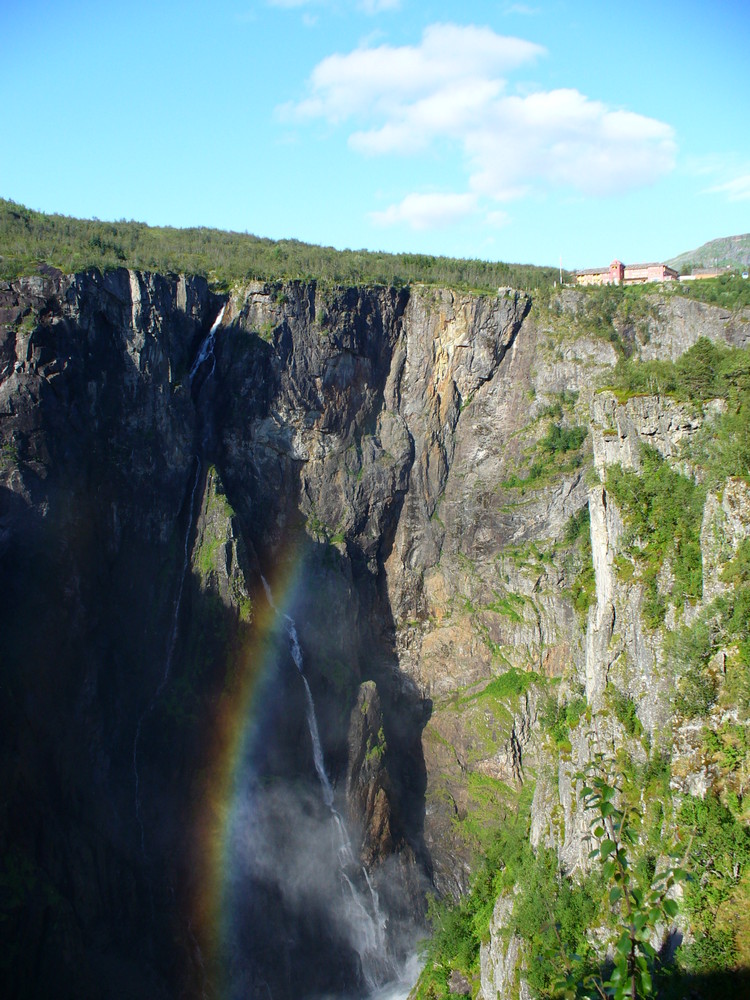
[287,24,544,123]
[284,22,677,222]
[708,173,750,202]
[687,156,750,203]
[370,192,479,230]
[466,89,676,200]
[486,209,510,228]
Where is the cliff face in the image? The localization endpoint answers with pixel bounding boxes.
[1,268,748,999]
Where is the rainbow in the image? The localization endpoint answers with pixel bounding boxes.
[190,544,307,995]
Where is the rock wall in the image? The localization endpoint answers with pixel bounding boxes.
[1,270,747,999]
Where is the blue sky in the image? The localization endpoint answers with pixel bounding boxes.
[1,0,748,268]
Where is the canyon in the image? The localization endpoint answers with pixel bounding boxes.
[1,267,748,998]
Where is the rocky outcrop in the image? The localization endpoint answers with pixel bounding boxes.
[478,895,529,1000]
[347,681,394,865]
[701,477,750,603]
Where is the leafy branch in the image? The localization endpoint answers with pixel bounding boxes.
[547,754,690,1000]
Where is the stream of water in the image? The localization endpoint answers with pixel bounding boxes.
[261,576,395,993]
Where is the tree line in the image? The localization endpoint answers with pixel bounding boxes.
[0,198,561,293]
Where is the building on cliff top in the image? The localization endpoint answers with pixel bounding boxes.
[575,259,679,286]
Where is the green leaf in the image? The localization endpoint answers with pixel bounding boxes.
[641,940,656,960]
[664,898,679,918]
[600,839,617,859]
[593,825,605,838]
[610,886,623,904]
[600,801,616,818]
[602,861,616,880]
[616,931,631,956]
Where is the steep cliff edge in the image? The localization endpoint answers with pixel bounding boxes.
[1,270,749,999]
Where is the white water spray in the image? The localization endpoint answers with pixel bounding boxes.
[189,304,226,383]
[260,576,393,991]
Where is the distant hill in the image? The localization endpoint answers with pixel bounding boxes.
[667,234,750,273]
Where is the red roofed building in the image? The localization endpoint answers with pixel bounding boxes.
[575,259,678,286]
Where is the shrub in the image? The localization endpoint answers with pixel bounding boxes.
[605,446,705,626]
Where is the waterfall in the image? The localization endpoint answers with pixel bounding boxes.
[189,304,226,383]
[133,304,225,855]
[261,576,393,992]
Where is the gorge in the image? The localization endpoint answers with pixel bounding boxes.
[1,266,749,999]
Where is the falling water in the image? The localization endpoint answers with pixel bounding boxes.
[133,304,226,855]
[189,304,226,383]
[260,576,393,992]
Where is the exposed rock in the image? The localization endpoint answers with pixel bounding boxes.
[701,477,750,602]
[478,895,528,1000]
[347,681,394,865]
[591,391,705,476]
[448,968,472,995]
[2,269,747,999]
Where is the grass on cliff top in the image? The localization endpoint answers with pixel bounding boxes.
[0,197,560,293]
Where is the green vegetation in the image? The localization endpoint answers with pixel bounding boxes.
[0,442,19,472]
[503,422,588,490]
[532,283,661,354]
[541,422,587,455]
[605,446,705,628]
[674,273,750,311]
[415,758,692,1000]
[607,688,644,739]
[365,725,387,764]
[413,785,537,999]
[0,197,560,292]
[540,692,588,750]
[667,234,750,274]
[565,505,597,622]
[677,793,750,978]
[602,337,750,408]
[665,616,718,718]
[548,757,688,1000]
[485,590,527,623]
[477,668,540,701]
[576,284,661,351]
[193,471,236,578]
[665,538,750,719]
